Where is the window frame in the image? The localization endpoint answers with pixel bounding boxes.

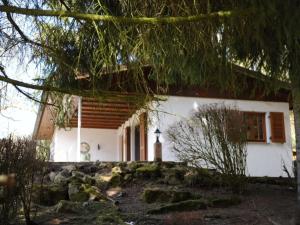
[243,111,267,143]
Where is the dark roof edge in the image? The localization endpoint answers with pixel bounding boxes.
[32,92,48,139]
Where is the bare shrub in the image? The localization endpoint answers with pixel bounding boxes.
[167,104,248,191]
[0,136,47,225]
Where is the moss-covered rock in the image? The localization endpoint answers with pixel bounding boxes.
[184,168,219,187]
[32,184,68,206]
[68,182,89,202]
[97,212,126,225]
[210,196,242,208]
[142,188,194,203]
[136,164,161,178]
[111,166,122,175]
[163,167,186,185]
[82,184,107,201]
[55,200,81,213]
[148,199,208,214]
[109,174,122,187]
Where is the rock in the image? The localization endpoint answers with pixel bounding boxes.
[49,171,57,182]
[210,196,241,208]
[148,199,208,214]
[184,168,219,187]
[123,174,132,181]
[109,174,122,187]
[106,187,122,197]
[62,164,77,174]
[72,170,85,179]
[142,188,194,203]
[112,166,122,175]
[53,172,69,185]
[127,161,141,171]
[94,173,109,189]
[97,212,126,225]
[55,200,81,214]
[136,164,161,178]
[82,175,95,185]
[163,167,186,185]
[32,184,68,206]
[68,182,89,202]
[82,184,107,201]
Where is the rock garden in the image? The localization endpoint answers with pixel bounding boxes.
[24,161,297,225]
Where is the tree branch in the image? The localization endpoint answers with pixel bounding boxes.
[0,5,253,24]
[0,70,150,102]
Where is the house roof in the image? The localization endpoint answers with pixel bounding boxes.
[33,65,291,140]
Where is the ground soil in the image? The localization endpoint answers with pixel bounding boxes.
[117,181,297,225]
[32,180,297,225]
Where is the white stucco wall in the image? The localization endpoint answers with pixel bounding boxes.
[52,128,118,162]
[147,96,293,177]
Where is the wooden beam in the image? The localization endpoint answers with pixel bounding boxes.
[77,115,129,119]
[79,111,133,116]
[70,117,125,122]
[81,107,136,113]
[70,125,119,129]
[82,101,136,108]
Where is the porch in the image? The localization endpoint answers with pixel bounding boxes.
[49,96,149,162]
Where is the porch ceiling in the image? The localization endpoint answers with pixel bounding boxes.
[68,97,138,129]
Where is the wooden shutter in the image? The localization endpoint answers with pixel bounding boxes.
[270,112,286,143]
[139,113,148,161]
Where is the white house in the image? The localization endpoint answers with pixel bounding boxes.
[33,67,293,177]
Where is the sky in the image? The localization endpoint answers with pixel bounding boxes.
[0,58,39,138]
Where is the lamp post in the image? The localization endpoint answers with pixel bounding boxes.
[154,128,162,162]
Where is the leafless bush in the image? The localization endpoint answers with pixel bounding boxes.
[0,136,47,225]
[167,104,248,191]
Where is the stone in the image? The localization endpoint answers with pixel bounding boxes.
[148,199,208,214]
[142,188,194,204]
[112,166,122,175]
[163,167,186,185]
[210,196,241,208]
[184,168,219,187]
[55,200,81,214]
[62,164,77,173]
[82,184,107,201]
[72,170,85,179]
[109,174,122,187]
[106,187,122,197]
[82,175,95,185]
[32,184,68,206]
[49,171,57,182]
[68,182,89,202]
[53,172,69,185]
[135,164,161,178]
[123,173,132,181]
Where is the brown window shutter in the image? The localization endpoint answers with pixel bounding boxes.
[139,113,148,161]
[270,112,286,143]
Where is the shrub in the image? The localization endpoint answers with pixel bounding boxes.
[167,104,248,192]
[0,136,47,225]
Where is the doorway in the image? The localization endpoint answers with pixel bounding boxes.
[135,125,140,160]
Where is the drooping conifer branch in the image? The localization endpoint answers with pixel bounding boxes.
[0,5,253,24]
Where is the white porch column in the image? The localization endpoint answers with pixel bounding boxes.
[77,96,82,162]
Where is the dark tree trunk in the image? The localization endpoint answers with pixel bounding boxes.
[291,74,300,224]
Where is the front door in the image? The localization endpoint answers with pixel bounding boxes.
[135,126,140,160]
[125,127,131,161]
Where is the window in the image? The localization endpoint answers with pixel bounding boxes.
[244,112,266,142]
